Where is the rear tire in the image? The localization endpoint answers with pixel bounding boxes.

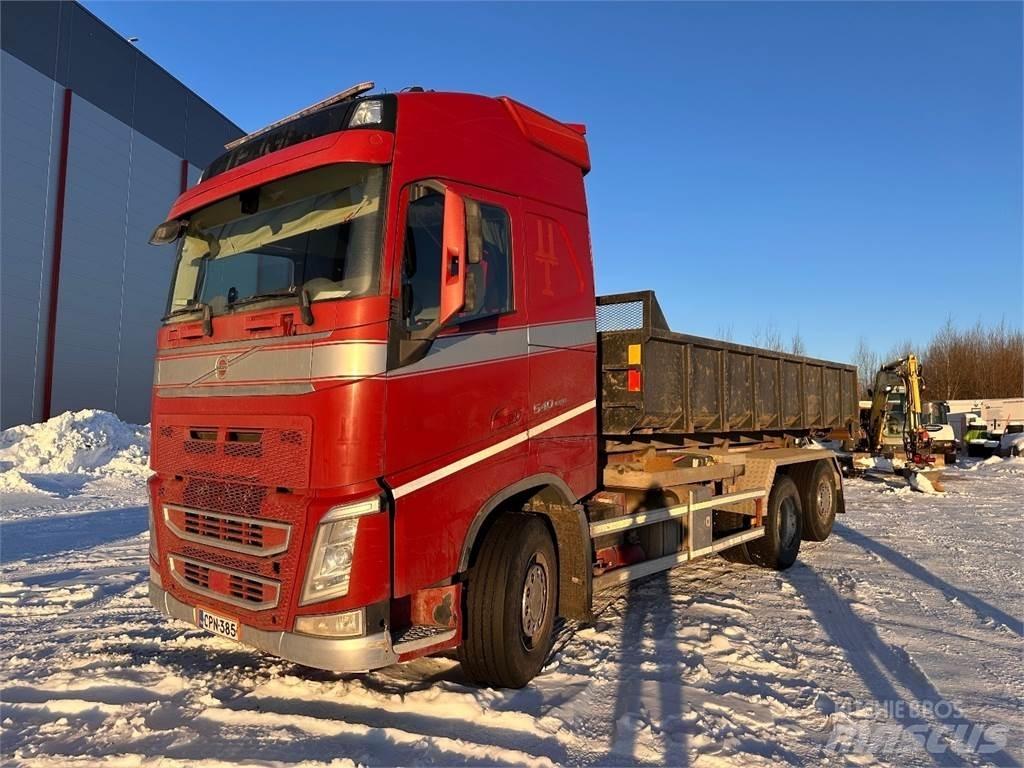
[720,543,753,564]
[745,475,803,570]
[460,514,557,688]
[791,461,837,542]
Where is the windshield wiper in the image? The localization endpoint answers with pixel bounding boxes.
[230,286,315,326]
[229,288,300,307]
[162,301,213,337]
[162,301,206,320]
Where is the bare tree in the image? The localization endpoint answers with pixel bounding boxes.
[853,337,879,399]
[753,321,784,352]
[921,317,1023,399]
[790,331,806,356]
[885,339,914,363]
[716,324,734,342]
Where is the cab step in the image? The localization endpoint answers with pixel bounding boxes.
[391,624,457,655]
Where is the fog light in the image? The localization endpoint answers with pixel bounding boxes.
[295,609,365,638]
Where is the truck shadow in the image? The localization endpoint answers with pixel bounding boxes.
[0,505,147,561]
[606,571,688,766]
[219,693,574,765]
[832,523,1022,637]
[784,561,1019,767]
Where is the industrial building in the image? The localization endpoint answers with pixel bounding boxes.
[1,1,242,428]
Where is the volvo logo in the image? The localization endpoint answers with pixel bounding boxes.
[214,356,229,380]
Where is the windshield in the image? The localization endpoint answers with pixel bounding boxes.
[166,163,385,319]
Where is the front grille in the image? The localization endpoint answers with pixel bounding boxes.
[183,480,268,518]
[154,435,310,629]
[184,440,216,455]
[224,441,262,458]
[165,505,290,556]
[185,510,264,547]
[152,422,312,489]
[229,574,267,604]
[182,560,210,589]
[169,555,280,610]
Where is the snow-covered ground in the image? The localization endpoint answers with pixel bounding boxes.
[1,412,1021,767]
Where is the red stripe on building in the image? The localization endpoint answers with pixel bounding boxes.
[41,88,74,421]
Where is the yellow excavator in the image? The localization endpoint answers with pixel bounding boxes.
[862,354,944,490]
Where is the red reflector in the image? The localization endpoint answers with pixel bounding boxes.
[627,369,642,392]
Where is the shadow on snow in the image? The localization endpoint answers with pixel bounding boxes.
[0,505,147,561]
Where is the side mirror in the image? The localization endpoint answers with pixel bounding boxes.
[149,218,187,245]
[437,188,466,327]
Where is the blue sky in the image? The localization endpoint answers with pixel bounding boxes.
[87,1,1022,362]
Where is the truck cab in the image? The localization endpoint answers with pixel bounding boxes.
[148,86,598,682]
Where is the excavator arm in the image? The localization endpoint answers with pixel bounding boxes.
[865,354,930,463]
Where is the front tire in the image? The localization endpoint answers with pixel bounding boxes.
[460,514,557,688]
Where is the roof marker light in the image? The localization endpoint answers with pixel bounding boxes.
[348,100,383,127]
[224,81,375,150]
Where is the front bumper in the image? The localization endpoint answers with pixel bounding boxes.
[149,581,397,672]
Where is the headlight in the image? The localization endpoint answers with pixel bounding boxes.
[300,497,380,605]
[348,99,382,127]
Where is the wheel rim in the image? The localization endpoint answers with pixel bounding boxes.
[520,553,550,649]
[815,478,833,519]
[779,497,799,549]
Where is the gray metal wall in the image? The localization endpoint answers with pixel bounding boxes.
[1,51,63,429]
[1,2,242,428]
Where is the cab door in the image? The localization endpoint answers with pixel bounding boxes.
[384,180,529,596]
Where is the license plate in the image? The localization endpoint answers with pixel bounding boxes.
[197,609,238,641]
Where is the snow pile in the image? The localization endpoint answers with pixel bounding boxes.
[0,410,149,493]
[964,455,1024,475]
[907,470,942,494]
[854,454,896,473]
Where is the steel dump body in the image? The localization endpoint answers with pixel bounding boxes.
[597,291,859,439]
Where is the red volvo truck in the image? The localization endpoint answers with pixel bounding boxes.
[147,83,859,687]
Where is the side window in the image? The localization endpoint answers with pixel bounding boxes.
[402,187,444,330]
[463,201,513,321]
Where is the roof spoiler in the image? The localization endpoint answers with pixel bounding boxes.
[498,97,590,173]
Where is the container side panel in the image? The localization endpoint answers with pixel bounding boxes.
[689,346,722,432]
[755,357,780,430]
[782,361,803,428]
[804,365,823,427]
[725,351,754,430]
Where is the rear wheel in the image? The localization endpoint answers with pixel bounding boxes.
[460,514,557,688]
[791,461,837,542]
[720,542,753,564]
[744,475,803,570]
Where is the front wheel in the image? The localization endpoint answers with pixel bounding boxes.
[460,514,557,688]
